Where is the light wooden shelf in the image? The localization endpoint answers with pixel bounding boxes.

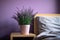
[10,33,36,40]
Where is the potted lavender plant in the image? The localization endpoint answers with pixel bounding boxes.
[13,8,33,35]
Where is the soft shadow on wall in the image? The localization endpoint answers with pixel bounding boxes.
[56,0,60,13]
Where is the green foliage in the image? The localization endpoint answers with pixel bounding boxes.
[13,8,33,25]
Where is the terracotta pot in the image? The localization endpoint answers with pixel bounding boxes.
[20,25,30,35]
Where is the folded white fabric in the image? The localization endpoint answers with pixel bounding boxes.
[34,16,60,40]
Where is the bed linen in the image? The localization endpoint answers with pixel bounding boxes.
[34,16,60,40]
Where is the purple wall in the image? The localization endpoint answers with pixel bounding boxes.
[0,0,56,16]
[0,0,56,37]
